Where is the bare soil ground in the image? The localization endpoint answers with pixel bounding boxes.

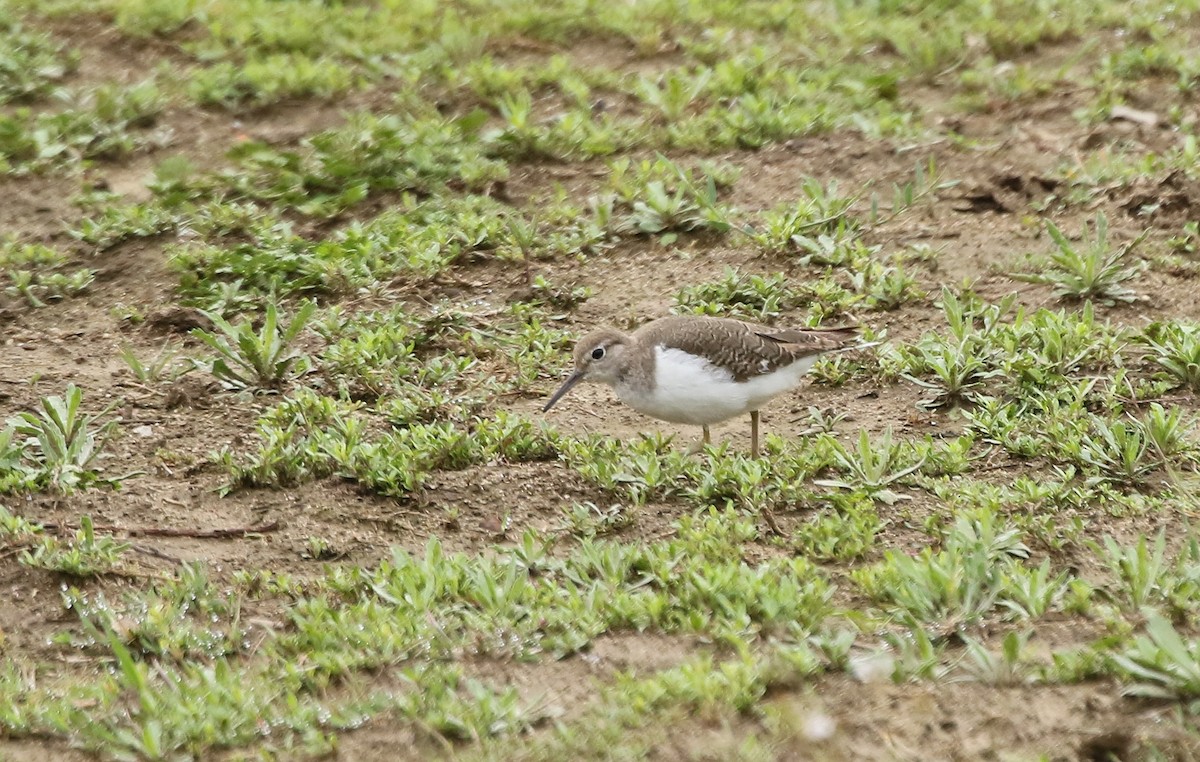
[5,7,1200,762]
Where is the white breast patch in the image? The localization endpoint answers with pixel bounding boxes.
[613,346,816,426]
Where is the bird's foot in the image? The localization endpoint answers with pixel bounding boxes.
[686,425,712,455]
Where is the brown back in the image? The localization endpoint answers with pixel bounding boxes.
[634,316,858,382]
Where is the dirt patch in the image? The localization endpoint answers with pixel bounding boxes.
[0,740,93,762]
[5,5,1200,760]
[783,677,1194,761]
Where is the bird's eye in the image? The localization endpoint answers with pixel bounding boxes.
[591,346,606,360]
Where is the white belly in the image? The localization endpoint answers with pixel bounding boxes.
[614,346,816,426]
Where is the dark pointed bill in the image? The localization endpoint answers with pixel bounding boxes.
[542,371,582,412]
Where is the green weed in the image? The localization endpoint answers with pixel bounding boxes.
[1142,322,1200,391]
[674,268,811,323]
[899,289,1005,408]
[119,342,192,384]
[193,302,315,390]
[1012,213,1146,304]
[0,17,77,103]
[853,510,1057,628]
[5,384,123,493]
[0,79,164,172]
[959,631,1034,685]
[815,429,928,505]
[1112,614,1200,702]
[20,516,129,576]
[190,54,357,108]
[0,240,94,307]
[748,179,856,255]
[789,495,883,562]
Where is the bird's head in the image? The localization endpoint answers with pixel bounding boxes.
[542,328,630,412]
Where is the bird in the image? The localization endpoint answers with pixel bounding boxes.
[542,315,860,456]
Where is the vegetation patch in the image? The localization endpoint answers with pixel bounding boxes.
[3,0,1200,758]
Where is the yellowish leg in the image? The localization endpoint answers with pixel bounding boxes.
[702,425,711,447]
[750,411,760,458]
[749,410,781,532]
[688,425,712,455]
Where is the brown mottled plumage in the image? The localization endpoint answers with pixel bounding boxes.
[633,316,858,382]
[543,315,860,455]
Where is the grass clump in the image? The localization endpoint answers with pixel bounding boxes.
[3,384,124,494]
[674,268,815,323]
[0,16,78,103]
[1113,614,1200,703]
[815,428,928,505]
[0,79,164,172]
[1141,321,1200,391]
[226,111,508,216]
[602,156,737,243]
[189,53,357,108]
[1012,213,1146,305]
[20,515,129,576]
[0,240,94,307]
[747,179,857,255]
[852,509,1070,628]
[898,289,1007,409]
[193,302,315,391]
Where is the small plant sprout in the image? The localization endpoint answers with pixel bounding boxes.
[900,289,1004,409]
[815,428,927,504]
[1000,559,1070,619]
[0,504,42,539]
[673,268,807,322]
[560,502,633,538]
[853,508,1047,627]
[852,261,923,311]
[1141,403,1196,462]
[1,240,95,307]
[529,275,592,310]
[489,90,540,157]
[798,406,848,435]
[868,156,958,226]
[120,342,192,384]
[635,68,712,121]
[1142,322,1200,391]
[1099,531,1171,611]
[959,631,1033,685]
[20,515,129,576]
[791,499,882,562]
[1077,417,1156,486]
[614,157,733,242]
[1012,213,1147,304]
[1112,614,1200,700]
[0,426,27,489]
[8,384,123,493]
[193,301,316,390]
[301,536,337,561]
[628,180,706,237]
[882,625,947,682]
[510,528,554,573]
[504,214,538,288]
[748,178,856,255]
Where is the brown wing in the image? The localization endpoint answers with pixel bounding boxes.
[755,325,859,348]
[636,316,857,382]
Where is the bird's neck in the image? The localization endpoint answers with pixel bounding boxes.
[614,340,656,395]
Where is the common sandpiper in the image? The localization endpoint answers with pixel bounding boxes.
[542,315,859,455]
